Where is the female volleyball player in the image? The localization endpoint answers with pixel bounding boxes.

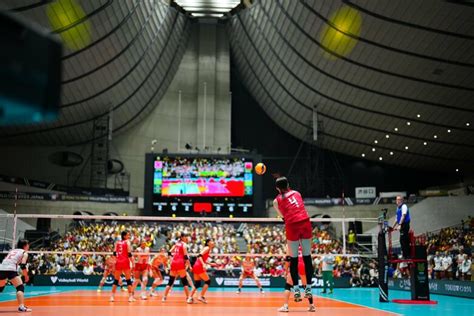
[190,239,215,303]
[110,230,135,303]
[162,233,193,304]
[149,248,168,297]
[278,248,316,312]
[132,240,150,300]
[97,255,126,292]
[273,176,314,301]
[236,255,264,294]
[0,239,31,312]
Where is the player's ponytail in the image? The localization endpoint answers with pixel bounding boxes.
[276,177,289,198]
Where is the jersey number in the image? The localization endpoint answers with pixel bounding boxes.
[288,196,300,208]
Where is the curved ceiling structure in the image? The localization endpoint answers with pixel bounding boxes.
[1,0,473,173]
[0,0,190,145]
[228,0,474,172]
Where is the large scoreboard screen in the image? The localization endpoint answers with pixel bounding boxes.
[144,154,263,216]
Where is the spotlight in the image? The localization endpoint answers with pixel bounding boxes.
[389,152,394,155]
[416,114,421,118]
[405,146,409,150]
[433,135,438,139]
[372,148,376,152]
[466,123,470,127]
[447,129,451,133]
[374,140,378,144]
[406,122,411,126]
[185,143,192,150]
[423,142,427,146]
[379,157,383,161]
[394,127,398,132]
[361,153,365,157]
[385,135,390,139]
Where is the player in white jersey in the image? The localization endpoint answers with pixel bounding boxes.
[132,240,151,300]
[433,252,442,279]
[0,240,31,312]
[441,252,452,279]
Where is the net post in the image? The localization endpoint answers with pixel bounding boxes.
[12,188,18,249]
[341,219,346,255]
[12,213,17,249]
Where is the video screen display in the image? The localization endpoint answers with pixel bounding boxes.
[145,155,259,216]
[153,157,253,197]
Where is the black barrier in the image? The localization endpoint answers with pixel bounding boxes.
[33,273,351,288]
[409,246,430,300]
[388,278,474,299]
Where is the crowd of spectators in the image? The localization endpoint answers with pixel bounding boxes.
[423,218,473,281]
[387,218,473,281]
[26,221,363,282]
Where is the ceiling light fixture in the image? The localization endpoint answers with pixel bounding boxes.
[394,127,398,132]
[466,123,470,127]
[372,148,376,152]
[447,129,451,133]
[361,153,365,157]
[405,146,409,150]
[379,157,383,161]
[407,122,411,126]
[433,135,438,139]
[416,114,421,118]
[374,140,378,144]
[385,134,390,139]
[389,152,394,155]
[423,142,427,146]
[456,168,459,172]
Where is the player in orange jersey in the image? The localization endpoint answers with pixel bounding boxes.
[236,255,264,294]
[149,248,168,297]
[97,255,126,292]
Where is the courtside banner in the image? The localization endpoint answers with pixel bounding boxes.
[33,273,351,288]
[388,278,474,299]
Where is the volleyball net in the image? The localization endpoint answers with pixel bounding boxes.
[0,214,381,283]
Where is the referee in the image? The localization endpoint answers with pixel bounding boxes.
[392,195,411,258]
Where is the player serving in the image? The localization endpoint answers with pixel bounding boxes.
[273,177,314,301]
[236,255,264,294]
[278,247,316,312]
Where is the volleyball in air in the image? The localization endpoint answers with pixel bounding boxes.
[254,163,266,175]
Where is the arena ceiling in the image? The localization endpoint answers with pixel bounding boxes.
[0,0,190,146]
[228,0,474,173]
[1,0,474,173]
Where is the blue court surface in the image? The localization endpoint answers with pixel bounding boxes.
[0,286,471,315]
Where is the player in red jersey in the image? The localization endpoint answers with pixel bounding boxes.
[162,233,193,304]
[273,177,314,301]
[236,256,264,294]
[110,230,135,303]
[97,255,125,292]
[149,248,168,297]
[132,240,150,300]
[190,239,215,303]
[278,248,316,312]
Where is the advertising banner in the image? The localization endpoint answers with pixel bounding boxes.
[388,278,473,299]
[34,273,351,288]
